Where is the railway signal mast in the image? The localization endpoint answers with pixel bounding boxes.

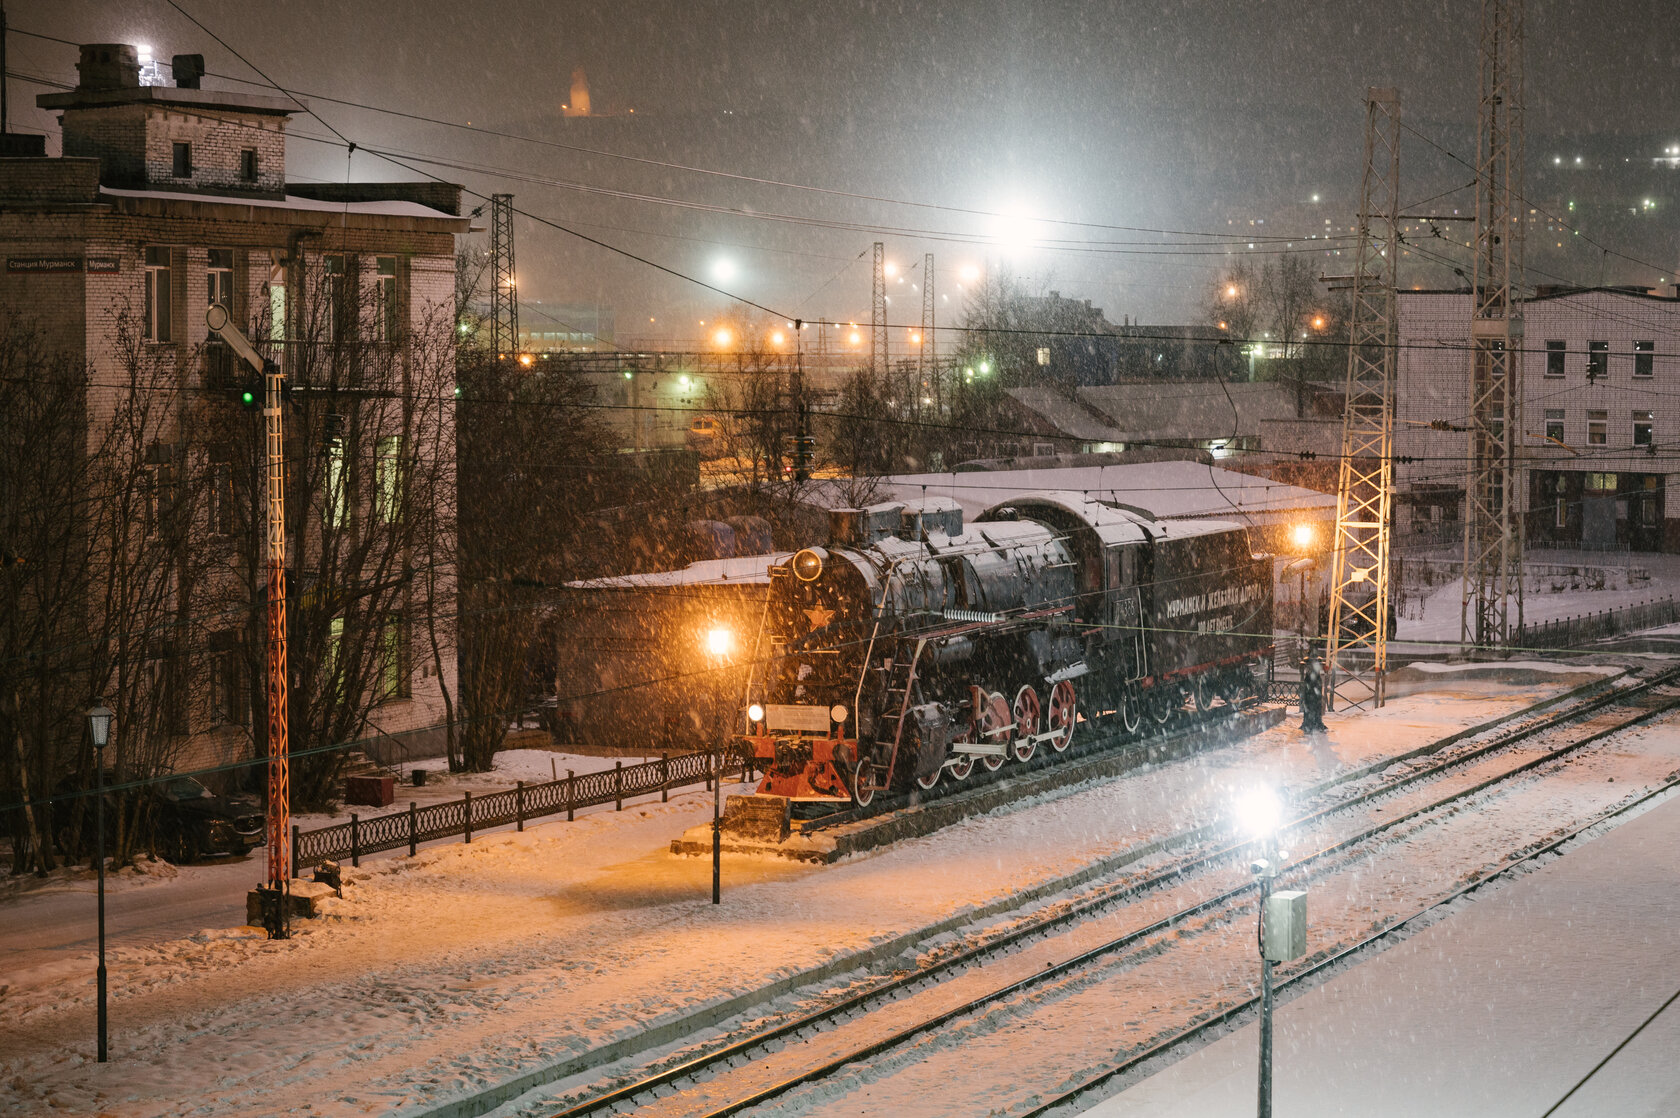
[871,241,887,377]
[1325,89,1401,710]
[489,193,519,360]
[919,252,936,401]
[1462,0,1526,650]
[206,303,290,934]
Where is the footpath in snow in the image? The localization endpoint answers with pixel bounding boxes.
[1089,783,1680,1118]
[0,665,1624,1118]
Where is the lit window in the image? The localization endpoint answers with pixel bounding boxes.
[374,256,398,341]
[321,255,345,344]
[144,247,172,342]
[1543,409,1564,443]
[1587,410,1608,445]
[1036,347,1050,366]
[323,417,347,528]
[375,435,403,523]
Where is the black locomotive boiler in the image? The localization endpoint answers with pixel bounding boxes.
[738,494,1274,806]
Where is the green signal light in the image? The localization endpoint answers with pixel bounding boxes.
[241,389,256,407]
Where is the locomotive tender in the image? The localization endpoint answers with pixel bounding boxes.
[739,494,1274,807]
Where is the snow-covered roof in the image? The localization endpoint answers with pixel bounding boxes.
[568,551,790,590]
[879,460,1335,523]
[1077,381,1298,439]
[1004,387,1128,441]
[100,186,469,224]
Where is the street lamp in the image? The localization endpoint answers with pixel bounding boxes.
[1235,786,1307,1118]
[87,702,113,1063]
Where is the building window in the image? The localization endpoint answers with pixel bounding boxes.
[207,248,233,314]
[323,416,347,528]
[1587,340,1608,380]
[1635,340,1654,378]
[1587,410,1608,445]
[1544,408,1565,444]
[172,141,192,178]
[207,449,234,536]
[320,255,345,344]
[1545,340,1565,377]
[375,435,403,523]
[1555,497,1568,529]
[378,614,410,700]
[1036,347,1050,366]
[1587,471,1617,491]
[144,246,172,342]
[210,635,246,726]
[374,256,398,341]
[1634,410,1653,446]
[241,148,258,182]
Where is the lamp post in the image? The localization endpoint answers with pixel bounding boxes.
[704,627,733,905]
[1235,785,1308,1118]
[87,702,113,1063]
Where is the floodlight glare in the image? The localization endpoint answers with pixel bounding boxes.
[1234,786,1284,838]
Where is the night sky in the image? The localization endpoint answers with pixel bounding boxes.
[8,0,1680,341]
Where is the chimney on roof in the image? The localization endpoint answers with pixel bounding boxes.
[172,54,205,89]
[75,44,140,91]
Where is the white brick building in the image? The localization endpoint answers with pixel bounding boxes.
[1,43,471,784]
[1396,287,1680,553]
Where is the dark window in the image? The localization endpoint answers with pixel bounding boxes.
[1635,340,1654,378]
[1546,340,1565,377]
[172,141,191,178]
[240,148,258,182]
[374,256,398,341]
[210,635,246,725]
[1544,409,1564,443]
[1587,340,1609,379]
[1634,411,1653,446]
[207,452,234,536]
[378,614,410,700]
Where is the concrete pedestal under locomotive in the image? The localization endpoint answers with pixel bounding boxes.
[739,494,1273,807]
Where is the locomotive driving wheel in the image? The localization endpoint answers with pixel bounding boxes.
[1148,686,1175,724]
[1045,679,1077,752]
[1191,674,1217,714]
[1011,685,1041,763]
[977,690,1011,772]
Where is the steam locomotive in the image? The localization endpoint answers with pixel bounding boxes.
[738,494,1274,807]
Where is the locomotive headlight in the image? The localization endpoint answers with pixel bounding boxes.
[830,704,849,724]
[793,546,827,582]
[747,703,765,724]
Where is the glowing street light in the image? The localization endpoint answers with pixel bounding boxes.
[958,263,981,284]
[1226,283,1239,299]
[711,257,738,283]
[705,627,733,657]
[713,327,734,348]
[771,331,785,346]
[1290,522,1316,552]
[884,261,898,277]
[1233,785,1307,1118]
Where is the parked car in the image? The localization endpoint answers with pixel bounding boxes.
[55,773,265,864]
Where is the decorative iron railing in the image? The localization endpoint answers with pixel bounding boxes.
[294,748,742,871]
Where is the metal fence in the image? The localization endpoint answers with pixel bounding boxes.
[293,748,737,871]
[1516,596,1679,652]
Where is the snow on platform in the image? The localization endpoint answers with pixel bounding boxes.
[1089,787,1680,1118]
[0,671,1624,1117]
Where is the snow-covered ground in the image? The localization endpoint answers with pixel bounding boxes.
[1089,783,1680,1118]
[0,669,1629,1117]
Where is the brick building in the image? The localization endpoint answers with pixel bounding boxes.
[1395,287,1680,552]
[1,43,471,791]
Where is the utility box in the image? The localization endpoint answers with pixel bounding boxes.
[1262,890,1308,962]
[345,774,395,807]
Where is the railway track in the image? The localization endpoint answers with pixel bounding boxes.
[534,666,1680,1118]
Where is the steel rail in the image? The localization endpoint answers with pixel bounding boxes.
[1019,766,1680,1116]
[682,683,1680,1118]
[543,668,1678,1118]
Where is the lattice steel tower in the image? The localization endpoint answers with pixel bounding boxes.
[489,194,519,360]
[1326,90,1402,710]
[919,252,935,393]
[1462,0,1525,649]
[871,241,888,377]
